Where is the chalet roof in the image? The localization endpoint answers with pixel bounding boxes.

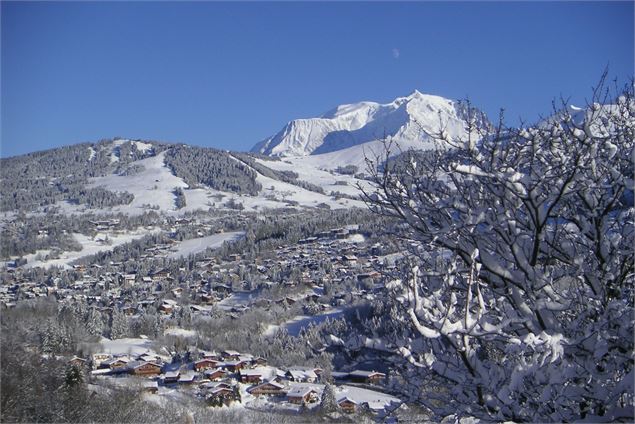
[239,368,263,376]
[204,368,227,376]
[286,368,318,380]
[103,357,130,366]
[349,370,385,378]
[249,380,285,391]
[338,396,358,404]
[196,358,219,364]
[164,370,180,378]
[178,373,195,382]
[209,386,232,395]
[127,360,160,370]
[221,360,244,367]
[286,386,317,397]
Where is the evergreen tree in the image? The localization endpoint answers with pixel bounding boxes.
[110,310,129,339]
[86,307,104,337]
[319,383,338,413]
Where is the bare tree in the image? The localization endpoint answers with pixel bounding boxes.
[361,76,634,422]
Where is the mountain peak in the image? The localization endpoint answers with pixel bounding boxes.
[252,91,486,157]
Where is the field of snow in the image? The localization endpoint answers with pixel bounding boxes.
[216,291,261,311]
[260,381,400,410]
[264,308,344,337]
[24,227,161,269]
[335,384,401,409]
[166,231,244,259]
[97,337,165,358]
[85,148,365,216]
[254,157,372,198]
[251,169,365,210]
[284,136,436,172]
[89,151,188,215]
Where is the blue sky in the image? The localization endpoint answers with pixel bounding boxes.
[1,1,633,158]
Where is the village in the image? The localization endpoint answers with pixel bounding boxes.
[82,342,399,416]
[0,215,397,318]
[0,212,405,419]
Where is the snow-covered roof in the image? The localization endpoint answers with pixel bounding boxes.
[286,386,317,397]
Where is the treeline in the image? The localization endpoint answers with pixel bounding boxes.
[66,187,134,208]
[0,138,159,212]
[164,146,261,195]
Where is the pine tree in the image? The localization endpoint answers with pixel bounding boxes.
[319,383,338,413]
[110,309,129,339]
[86,307,103,337]
[64,365,84,388]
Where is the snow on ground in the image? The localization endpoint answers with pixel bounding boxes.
[272,382,400,410]
[281,136,435,172]
[264,308,344,337]
[89,151,188,215]
[254,158,372,198]
[97,337,163,358]
[24,227,161,269]
[53,144,374,217]
[166,231,244,259]
[216,291,261,311]
[344,234,366,243]
[131,141,153,153]
[251,168,365,210]
[164,327,197,338]
[335,384,401,408]
[88,147,96,161]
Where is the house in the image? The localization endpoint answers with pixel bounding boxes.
[128,361,162,376]
[195,358,220,371]
[239,368,263,384]
[141,381,159,394]
[248,381,287,396]
[178,373,196,384]
[159,299,177,314]
[102,357,130,370]
[286,386,318,404]
[338,397,358,413]
[199,350,221,360]
[285,368,318,383]
[123,274,137,285]
[251,356,267,366]
[92,352,113,368]
[222,350,241,360]
[207,386,239,406]
[151,269,170,282]
[348,370,386,384]
[204,368,228,381]
[69,356,88,368]
[200,381,231,391]
[139,353,160,363]
[163,370,180,383]
[221,360,245,372]
[342,255,358,264]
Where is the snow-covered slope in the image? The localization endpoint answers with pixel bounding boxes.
[252,90,489,157]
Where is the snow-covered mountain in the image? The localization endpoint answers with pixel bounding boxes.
[252,90,490,157]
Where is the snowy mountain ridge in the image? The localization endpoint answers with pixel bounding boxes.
[252,90,490,157]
